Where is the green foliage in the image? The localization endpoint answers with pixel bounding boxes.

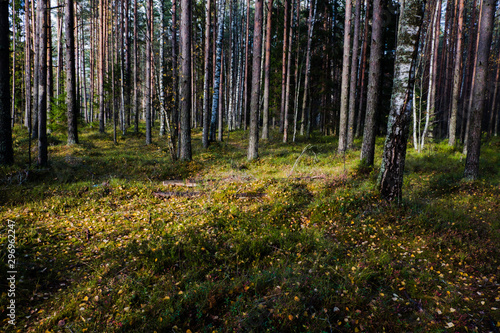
[0,126,499,332]
[48,93,68,136]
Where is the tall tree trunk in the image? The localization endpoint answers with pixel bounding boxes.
[338,0,353,153]
[490,60,500,136]
[262,0,274,140]
[248,0,263,160]
[356,0,370,138]
[66,0,78,144]
[24,0,32,129]
[133,0,139,132]
[243,0,251,130]
[379,0,424,201]
[283,0,296,143]
[38,0,48,166]
[0,0,13,164]
[98,0,105,132]
[280,0,289,133]
[11,0,16,127]
[449,0,465,146]
[300,0,316,137]
[202,0,212,148]
[172,0,179,143]
[347,0,361,148]
[179,0,192,160]
[359,0,383,166]
[210,0,225,141]
[145,0,152,144]
[420,0,441,151]
[464,0,497,180]
[46,7,53,131]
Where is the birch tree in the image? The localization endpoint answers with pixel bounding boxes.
[379,0,424,201]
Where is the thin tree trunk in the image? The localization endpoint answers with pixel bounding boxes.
[420,0,441,151]
[145,0,152,144]
[133,0,139,132]
[243,0,251,130]
[210,0,225,141]
[464,0,497,180]
[172,0,179,143]
[379,0,424,201]
[355,0,370,138]
[0,0,13,164]
[283,0,296,143]
[262,0,274,140]
[280,0,289,133]
[347,0,361,148]
[359,0,383,166]
[66,0,78,144]
[248,0,263,160]
[179,0,192,160]
[46,7,53,131]
[11,0,16,127]
[38,0,48,166]
[25,0,32,129]
[489,60,500,136]
[449,0,465,146]
[203,0,212,148]
[338,0,353,153]
[99,0,105,132]
[300,0,316,137]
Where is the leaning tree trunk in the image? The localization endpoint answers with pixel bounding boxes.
[0,0,13,164]
[247,0,263,160]
[66,0,78,145]
[179,0,192,160]
[379,0,424,202]
[359,0,383,166]
[338,0,352,153]
[464,0,497,180]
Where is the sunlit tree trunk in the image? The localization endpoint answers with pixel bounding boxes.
[379,0,424,201]
[359,0,382,166]
[11,0,16,126]
[98,0,105,132]
[248,0,263,160]
[0,0,13,164]
[66,0,78,145]
[283,0,296,143]
[280,0,289,133]
[210,0,225,141]
[338,0,352,153]
[133,0,139,132]
[203,0,212,148]
[464,0,497,180]
[179,0,192,160]
[38,0,48,166]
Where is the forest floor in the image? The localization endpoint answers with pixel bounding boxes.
[1,124,500,332]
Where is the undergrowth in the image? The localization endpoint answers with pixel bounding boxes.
[1,125,499,332]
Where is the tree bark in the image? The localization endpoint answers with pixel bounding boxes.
[98,0,105,132]
[179,0,192,160]
[464,0,497,180]
[210,0,225,141]
[0,0,13,164]
[449,0,465,146]
[359,0,383,166]
[66,0,78,145]
[133,0,139,132]
[347,0,362,148]
[202,0,212,148]
[248,0,264,160]
[145,0,152,145]
[38,0,48,166]
[338,0,352,153]
[24,0,32,129]
[300,0,316,137]
[262,0,274,140]
[280,0,289,133]
[379,0,424,201]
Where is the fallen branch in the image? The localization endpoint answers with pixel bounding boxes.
[288,144,313,178]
